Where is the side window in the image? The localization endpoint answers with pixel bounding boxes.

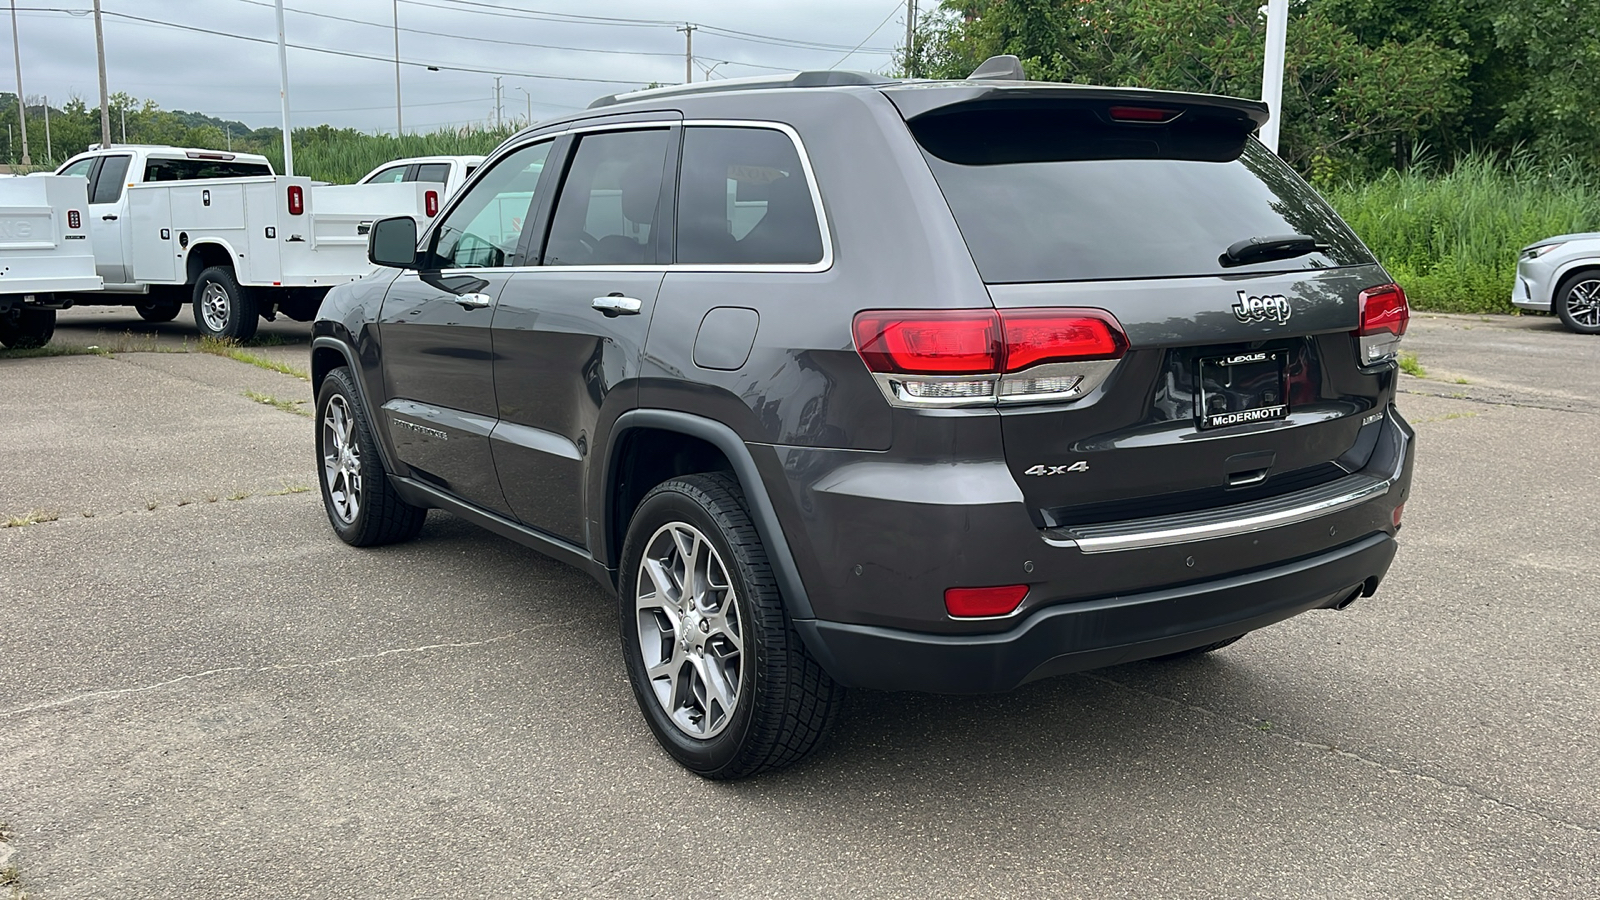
[90,154,133,204]
[542,129,670,267]
[414,163,451,184]
[57,157,95,180]
[676,126,823,266]
[429,142,551,270]
[365,165,408,184]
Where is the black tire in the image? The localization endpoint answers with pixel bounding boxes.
[136,299,183,323]
[1554,271,1600,335]
[314,367,427,546]
[192,266,259,341]
[619,473,845,779]
[0,306,55,349]
[1151,634,1245,662]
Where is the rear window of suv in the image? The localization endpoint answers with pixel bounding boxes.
[910,104,1370,283]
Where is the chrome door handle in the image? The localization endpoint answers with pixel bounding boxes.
[592,294,642,317]
[454,292,493,309]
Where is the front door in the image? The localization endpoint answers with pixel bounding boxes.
[491,125,675,547]
[377,139,555,517]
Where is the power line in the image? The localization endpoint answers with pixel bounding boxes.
[831,1,903,69]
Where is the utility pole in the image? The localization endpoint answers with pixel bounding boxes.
[1260,0,1287,154]
[516,86,532,125]
[120,104,125,143]
[43,93,50,162]
[392,0,402,135]
[274,0,293,175]
[93,0,110,147]
[9,0,29,165]
[904,0,917,78]
[677,24,695,84]
[493,75,503,129]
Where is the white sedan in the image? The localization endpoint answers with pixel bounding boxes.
[1513,233,1600,334]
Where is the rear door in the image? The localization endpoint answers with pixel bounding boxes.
[84,153,134,286]
[376,139,556,516]
[894,94,1394,524]
[489,123,676,547]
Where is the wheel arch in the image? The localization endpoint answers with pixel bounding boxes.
[184,241,239,284]
[310,335,400,477]
[1551,260,1600,301]
[604,410,815,620]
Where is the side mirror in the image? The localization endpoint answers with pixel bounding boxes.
[368,216,419,268]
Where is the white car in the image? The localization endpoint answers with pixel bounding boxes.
[358,155,485,199]
[1513,233,1600,334]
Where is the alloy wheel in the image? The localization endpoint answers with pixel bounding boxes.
[1568,279,1600,328]
[322,394,362,524]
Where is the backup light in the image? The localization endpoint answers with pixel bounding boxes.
[945,585,1029,618]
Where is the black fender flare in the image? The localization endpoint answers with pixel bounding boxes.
[606,409,815,620]
[310,335,400,476]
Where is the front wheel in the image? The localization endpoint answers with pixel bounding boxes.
[314,367,427,546]
[0,306,55,349]
[1555,273,1600,334]
[619,473,845,779]
[192,266,259,341]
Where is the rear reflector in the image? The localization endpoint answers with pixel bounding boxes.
[1392,503,1405,528]
[67,209,82,229]
[286,185,305,216]
[945,585,1029,618]
[1108,106,1180,123]
[425,189,440,218]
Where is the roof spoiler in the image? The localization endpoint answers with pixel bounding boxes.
[968,55,1027,82]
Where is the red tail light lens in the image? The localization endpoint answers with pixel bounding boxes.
[1001,310,1126,371]
[425,189,439,217]
[946,585,1029,618]
[286,185,305,216]
[1109,106,1179,123]
[853,310,1001,375]
[1358,283,1409,336]
[67,209,82,229]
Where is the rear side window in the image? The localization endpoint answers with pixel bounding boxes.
[911,105,1370,283]
[142,158,273,182]
[90,155,132,203]
[676,126,824,266]
[542,129,670,267]
[414,163,451,184]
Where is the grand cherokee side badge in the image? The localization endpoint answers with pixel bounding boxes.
[1232,291,1292,325]
[1024,462,1089,476]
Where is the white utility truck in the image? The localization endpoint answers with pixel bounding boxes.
[55,146,437,340]
[0,174,102,349]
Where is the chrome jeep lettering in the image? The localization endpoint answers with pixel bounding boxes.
[1232,291,1292,325]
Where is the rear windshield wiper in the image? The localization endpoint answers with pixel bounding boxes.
[1219,234,1328,268]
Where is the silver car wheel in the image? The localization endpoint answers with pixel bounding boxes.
[1567,278,1600,327]
[635,521,744,739]
[199,281,231,333]
[321,394,362,524]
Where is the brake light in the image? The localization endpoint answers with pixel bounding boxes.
[945,585,1029,618]
[854,308,1128,407]
[1109,106,1180,123]
[186,151,236,160]
[67,209,82,229]
[287,185,305,216]
[424,189,439,218]
[1356,283,1408,364]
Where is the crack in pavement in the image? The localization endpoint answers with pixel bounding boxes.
[1399,386,1599,416]
[0,627,548,720]
[1077,672,1600,838]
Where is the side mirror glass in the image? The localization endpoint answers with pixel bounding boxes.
[368,216,419,268]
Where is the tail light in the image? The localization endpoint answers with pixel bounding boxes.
[1108,106,1180,124]
[424,189,439,218]
[67,209,82,229]
[853,308,1127,407]
[286,185,305,216]
[945,585,1029,618]
[1356,283,1408,364]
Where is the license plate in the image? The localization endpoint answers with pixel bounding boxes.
[1197,350,1288,430]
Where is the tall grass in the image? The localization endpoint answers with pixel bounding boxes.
[262,125,521,185]
[1324,152,1600,313]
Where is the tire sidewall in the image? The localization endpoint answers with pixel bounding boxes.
[192,268,257,340]
[0,306,55,349]
[315,369,379,543]
[1556,273,1600,334]
[619,482,767,774]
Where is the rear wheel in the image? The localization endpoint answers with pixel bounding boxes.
[136,299,183,323]
[1555,272,1600,334]
[192,266,259,341]
[620,473,845,779]
[0,307,55,349]
[315,367,427,546]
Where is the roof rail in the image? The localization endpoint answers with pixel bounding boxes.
[588,70,896,109]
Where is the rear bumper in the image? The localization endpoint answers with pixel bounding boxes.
[796,531,1396,693]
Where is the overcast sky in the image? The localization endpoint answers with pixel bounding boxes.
[10,0,910,132]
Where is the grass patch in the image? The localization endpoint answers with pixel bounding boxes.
[243,389,311,417]
[200,337,309,380]
[3,509,59,528]
[1452,376,1471,384]
[1398,352,1426,377]
[226,491,251,501]
[0,343,111,360]
[264,484,312,496]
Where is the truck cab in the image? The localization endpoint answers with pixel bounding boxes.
[358,155,484,200]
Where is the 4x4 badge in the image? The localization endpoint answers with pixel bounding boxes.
[1232,291,1292,325]
[1024,462,1089,476]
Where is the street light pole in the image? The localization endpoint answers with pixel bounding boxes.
[274,0,293,175]
[9,0,29,165]
[1260,0,1288,154]
[93,0,110,147]
[392,0,402,135]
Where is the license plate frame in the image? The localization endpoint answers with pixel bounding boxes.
[1196,350,1289,430]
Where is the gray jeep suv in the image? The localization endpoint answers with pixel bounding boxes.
[311,58,1415,778]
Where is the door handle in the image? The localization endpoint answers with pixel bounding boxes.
[102,214,118,221]
[454,292,493,309]
[357,220,373,235]
[592,294,643,317]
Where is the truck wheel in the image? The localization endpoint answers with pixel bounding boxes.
[1554,272,1600,334]
[619,473,845,779]
[315,366,427,546]
[0,307,55,349]
[192,266,259,341]
[136,299,183,323]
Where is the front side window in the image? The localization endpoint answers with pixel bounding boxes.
[365,165,408,184]
[89,154,132,204]
[429,142,551,270]
[676,126,824,266]
[57,157,94,180]
[542,129,670,267]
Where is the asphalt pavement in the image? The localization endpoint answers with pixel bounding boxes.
[2,308,1596,898]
